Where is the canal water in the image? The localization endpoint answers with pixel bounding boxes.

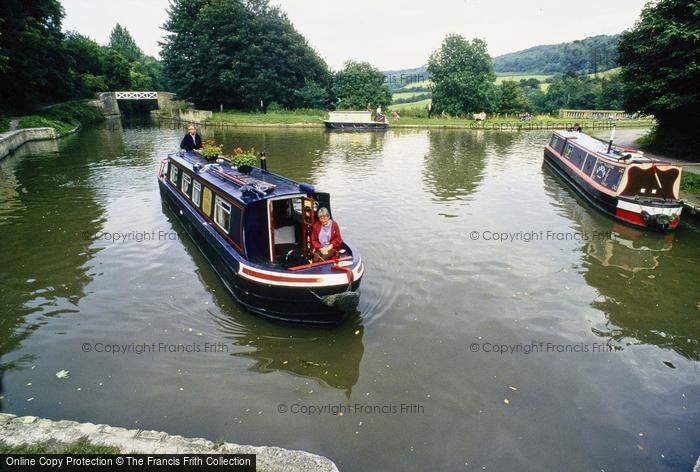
[1,119,698,471]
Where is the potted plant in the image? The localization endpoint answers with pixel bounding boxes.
[200,140,224,161]
[230,147,258,171]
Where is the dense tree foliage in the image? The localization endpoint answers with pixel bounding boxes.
[332,61,392,110]
[161,0,333,110]
[618,0,699,151]
[0,3,163,113]
[108,23,143,63]
[0,0,71,110]
[428,35,496,114]
[493,35,619,74]
[495,80,528,114]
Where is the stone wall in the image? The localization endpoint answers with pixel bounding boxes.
[0,128,57,160]
[0,414,339,472]
[178,109,213,124]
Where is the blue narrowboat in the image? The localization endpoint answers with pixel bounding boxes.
[544,130,683,231]
[158,151,364,324]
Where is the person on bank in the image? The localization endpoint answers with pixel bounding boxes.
[180,126,202,152]
[311,207,343,262]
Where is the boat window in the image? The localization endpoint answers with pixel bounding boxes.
[550,136,558,148]
[169,164,179,185]
[564,143,574,158]
[214,196,232,233]
[192,180,202,207]
[181,174,192,196]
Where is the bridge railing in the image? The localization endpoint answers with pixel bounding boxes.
[558,109,634,120]
[114,91,159,100]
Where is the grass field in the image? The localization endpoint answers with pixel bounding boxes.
[201,109,652,129]
[390,98,432,111]
[587,67,621,78]
[494,73,553,84]
[400,80,432,90]
[393,91,429,101]
[211,110,326,125]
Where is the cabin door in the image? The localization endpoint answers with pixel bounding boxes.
[301,197,315,258]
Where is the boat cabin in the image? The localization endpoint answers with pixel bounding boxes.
[164,151,335,266]
[548,131,681,200]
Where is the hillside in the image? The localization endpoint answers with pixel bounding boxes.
[383,34,620,87]
[492,34,619,74]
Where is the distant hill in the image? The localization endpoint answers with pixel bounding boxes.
[492,34,620,74]
[383,34,620,88]
[383,66,429,91]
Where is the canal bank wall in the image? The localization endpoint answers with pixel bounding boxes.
[0,128,57,160]
[0,413,339,472]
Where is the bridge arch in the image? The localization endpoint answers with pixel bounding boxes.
[96,91,177,116]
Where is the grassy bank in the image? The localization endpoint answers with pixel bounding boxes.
[681,173,700,195]
[206,109,652,129]
[0,116,9,133]
[18,101,104,135]
[211,109,326,125]
[0,438,119,454]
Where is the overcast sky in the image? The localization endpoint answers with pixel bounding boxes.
[61,0,648,70]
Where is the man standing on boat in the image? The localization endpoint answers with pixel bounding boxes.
[311,207,342,262]
[180,126,202,152]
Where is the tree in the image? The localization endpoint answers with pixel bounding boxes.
[332,61,392,110]
[596,73,624,110]
[161,0,332,109]
[108,23,142,63]
[496,80,528,114]
[63,32,109,95]
[102,49,132,90]
[427,35,496,115]
[618,0,700,151]
[543,73,599,113]
[0,0,72,111]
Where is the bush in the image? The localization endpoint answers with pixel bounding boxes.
[17,101,105,135]
[681,173,700,195]
[266,102,284,112]
[45,102,105,126]
[0,116,9,132]
[18,116,76,135]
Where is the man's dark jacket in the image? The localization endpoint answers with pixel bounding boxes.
[180,132,202,151]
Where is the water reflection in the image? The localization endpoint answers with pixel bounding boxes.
[160,204,364,396]
[0,137,106,409]
[323,130,386,161]
[422,130,488,201]
[206,127,328,186]
[542,167,700,360]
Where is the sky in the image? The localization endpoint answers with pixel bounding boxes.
[60,0,648,70]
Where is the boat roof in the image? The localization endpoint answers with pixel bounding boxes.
[169,151,312,204]
[554,130,659,163]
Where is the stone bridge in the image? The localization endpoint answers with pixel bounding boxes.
[94,91,177,116]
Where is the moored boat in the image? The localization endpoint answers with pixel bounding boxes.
[323,111,388,131]
[543,130,683,231]
[158,151,364,324]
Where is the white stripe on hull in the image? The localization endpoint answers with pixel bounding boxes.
[238,259,364,288]
[616,199,683,216]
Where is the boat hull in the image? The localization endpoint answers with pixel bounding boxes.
[324,121,388,131]
[543,147,681,231]
[158,178,361,325]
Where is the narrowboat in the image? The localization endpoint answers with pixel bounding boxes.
[323,111,388,131]
[157,151,364,324]
[543,130,683,231]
